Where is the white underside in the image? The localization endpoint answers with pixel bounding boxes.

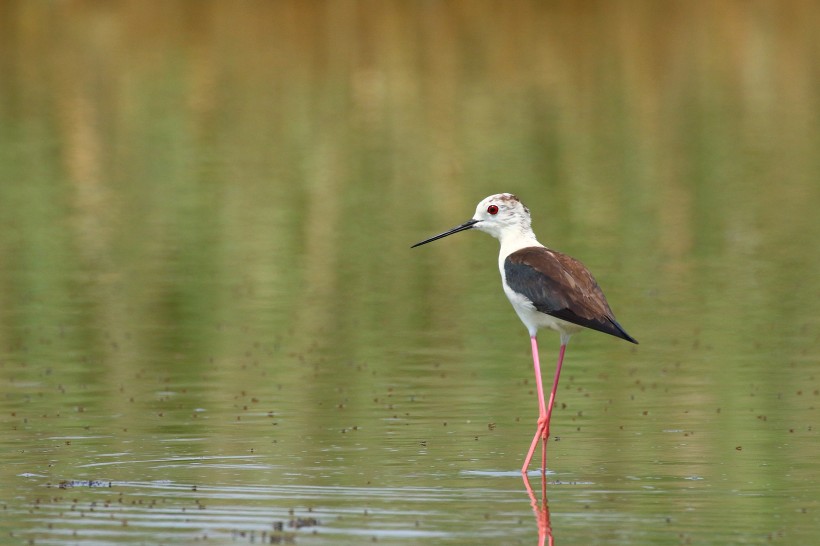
[502,282,582,339]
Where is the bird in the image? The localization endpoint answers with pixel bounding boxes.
[412,193,637,475]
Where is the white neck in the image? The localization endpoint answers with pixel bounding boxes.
[497,228,543,260]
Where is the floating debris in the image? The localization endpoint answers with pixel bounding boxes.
[55,480,112,489]
[289,516,319,529]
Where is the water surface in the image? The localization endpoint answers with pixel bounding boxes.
[1,2,819,544]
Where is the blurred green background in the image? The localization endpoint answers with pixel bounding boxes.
[1,1,819,544]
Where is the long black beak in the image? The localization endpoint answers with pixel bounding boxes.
[411,219,479,248]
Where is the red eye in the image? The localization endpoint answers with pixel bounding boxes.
[487,205,499,215]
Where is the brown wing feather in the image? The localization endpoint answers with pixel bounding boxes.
[505,247,638,343]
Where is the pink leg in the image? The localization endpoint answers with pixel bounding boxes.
[521,335,569,475]
[543,343,567,438]
[522,336,546,473]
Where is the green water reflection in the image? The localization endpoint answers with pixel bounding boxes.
[1,1,819,544]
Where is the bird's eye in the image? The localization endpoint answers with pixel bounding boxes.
[487,205,499,215]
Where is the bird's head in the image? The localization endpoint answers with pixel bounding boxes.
[470,193,532,239]
[411,193,533,248]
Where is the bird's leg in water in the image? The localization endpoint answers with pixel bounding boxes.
[522,334,570,474]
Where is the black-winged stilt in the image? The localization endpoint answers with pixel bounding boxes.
[412,193,637,474]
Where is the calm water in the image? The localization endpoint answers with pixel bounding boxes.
[2,2,820,544]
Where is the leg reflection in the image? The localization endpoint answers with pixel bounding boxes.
[523,473,554,546]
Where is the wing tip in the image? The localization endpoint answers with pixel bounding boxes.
[609,318,638,344]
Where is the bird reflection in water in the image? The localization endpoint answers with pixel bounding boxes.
[523,473,554,546]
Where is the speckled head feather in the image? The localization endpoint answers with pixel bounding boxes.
[470,193,534,241]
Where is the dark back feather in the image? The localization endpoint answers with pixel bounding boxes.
[504,247,638,343]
